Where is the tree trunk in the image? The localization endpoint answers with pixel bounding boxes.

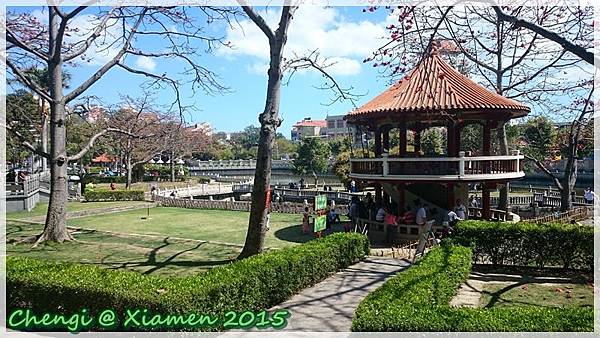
[39,98,48,172]
[36,8,72,244]
[560,145,578,212]
[496,122,510,211]
[126,154,132,189]
[238,22,290,259]
[170,150,175,182]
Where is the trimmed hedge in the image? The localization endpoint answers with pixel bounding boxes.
[84,190,145,202]
[352,244,593,332]
[451,220,593,270]
[8,233,369,331]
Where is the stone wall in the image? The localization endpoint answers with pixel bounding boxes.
[154,195,348,215]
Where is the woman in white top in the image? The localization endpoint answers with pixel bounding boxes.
[455,199,467,220]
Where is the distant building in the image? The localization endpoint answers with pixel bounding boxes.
[189,122,212,136]
[291,118,327,141]
[325,114,363,143]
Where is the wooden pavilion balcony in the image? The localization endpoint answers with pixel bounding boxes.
[350,151,524,181]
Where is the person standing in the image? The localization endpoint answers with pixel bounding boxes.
[455,199,467,220]
[584,187,595,205]
[302,207,311,234]
[384,207,398,244]
[347,197,359,232]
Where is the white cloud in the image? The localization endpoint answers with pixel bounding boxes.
[135,56,157,71]
[326,57,362,76]
[219,7,386,77]
[246,62,269,76]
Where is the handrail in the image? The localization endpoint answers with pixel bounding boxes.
[350,151,524,179]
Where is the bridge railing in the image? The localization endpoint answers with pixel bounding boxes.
[272,187,355,202]
[5,172,42,196]
[526,206,589,224]
[468,207,510,222]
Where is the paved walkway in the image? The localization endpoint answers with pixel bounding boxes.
[265,257,410,332]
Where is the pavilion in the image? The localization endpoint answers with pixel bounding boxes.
[345,50,530,225]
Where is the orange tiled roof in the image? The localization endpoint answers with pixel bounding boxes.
[293,120,327,128]
[346,54,529,121]
[91,153,114,163]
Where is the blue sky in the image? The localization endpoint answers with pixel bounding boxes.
[9,6,591,137]
[10,6,394,137]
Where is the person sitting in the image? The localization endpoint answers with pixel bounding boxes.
[110,182,117,191]
[403,207,415,225]
[416,203,428,226]
[468,195,479,208]
[446,209,462,228]
[327,208,341,227]
[375,205,386,222]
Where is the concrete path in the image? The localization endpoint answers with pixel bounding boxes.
[265,256,410,332]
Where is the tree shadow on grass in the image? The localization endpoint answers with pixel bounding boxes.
[90,237,235,275]
[273,224,314,244]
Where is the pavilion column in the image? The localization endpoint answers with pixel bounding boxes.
[447,123,456,156]
[382,128,390,152]
[483,121,492,156]
[397,182,405,215]
[447,182,455,211]
[399,121,407,157]
[375,184,382,206]
[414,128,421,154]
[374,128,382,157]
[455,123,462,155]
[482,182,492,220]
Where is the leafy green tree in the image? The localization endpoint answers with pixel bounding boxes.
[327,136,351,156]
[421,127,444,155]
[6,90,40,167]
[520,117,557,161]
[293,137,331,185]
[332,151,351,187]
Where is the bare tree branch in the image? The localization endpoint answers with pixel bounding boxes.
[5,59,53,102]
[67,127,136,162]
[238,2,275,41]
[64,8,147,102]
[491,5,599,67]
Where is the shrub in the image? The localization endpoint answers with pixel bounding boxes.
[451,220,593,270]
[84,190,145,202]
[352,244,593,332]
[84,176,127,184]
[7,233,369,331]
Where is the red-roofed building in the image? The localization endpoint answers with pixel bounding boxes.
[291,118,327,141]
[345,51,530,231]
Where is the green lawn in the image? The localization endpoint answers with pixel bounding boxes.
[7,222,238,276]
[65,207,317,248]
[7,206,346,276]
[479,282,594,308]
[6,201,150,220]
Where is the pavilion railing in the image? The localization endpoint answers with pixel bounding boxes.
[350,151,524,179]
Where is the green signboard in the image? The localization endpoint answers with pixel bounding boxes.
[314,215,327,232]
[314,194,327,233]
[315,195,327,211]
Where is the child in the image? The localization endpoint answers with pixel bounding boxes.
[302,207,311,234]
